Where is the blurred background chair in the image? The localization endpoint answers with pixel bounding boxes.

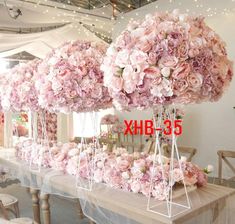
[0,194,20,219]
[217,150,235,186]
[163,145,197,162]
[1,199,37,223]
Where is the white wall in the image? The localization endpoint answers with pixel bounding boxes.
[113,0,235,176]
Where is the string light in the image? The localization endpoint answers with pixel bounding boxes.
[22,0,233,41]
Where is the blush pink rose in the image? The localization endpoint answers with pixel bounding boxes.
[133,159,146,170]
[173,79,189,95]
[109,76,123,92]
[173,168,184,182]
[115,49,130,68]
[116,157,130,172]
[187,73,203,90]
[158,55,178,68]
[130,50,148,65]
[172,62,191,79]
[140,182,151,196]
[130,180,141,193]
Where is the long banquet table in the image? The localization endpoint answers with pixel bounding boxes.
[0,148,235,224]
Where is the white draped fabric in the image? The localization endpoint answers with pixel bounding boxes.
[0,23,104,58]
[0,0,113,58]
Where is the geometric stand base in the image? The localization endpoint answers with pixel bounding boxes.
[148,202,191,218]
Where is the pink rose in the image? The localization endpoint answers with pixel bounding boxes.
[187,73,203,90]
[130,180,141,193]
[151,78,173,97]
[172,62,191,79]
[173,79,189,95]
[196,171,207,187]
[144,67,161,77]
[152,183,168,200]
[173,168,184,182]
[135,38,152,52]
[140,182,151,196]
[184,174,198,186]
[147,52,158,65]
[130,50,148,65]
[116,157,130,172]
[115,49,130,68]
[133,159,146,170]
[158,55,178,68]
[108,76,123,93]
[176,41,189,59]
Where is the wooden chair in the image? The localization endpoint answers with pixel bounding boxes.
[146,142,197,162]
[163,145,197,162]
[0,194,20,219]
[0,200,37,224]
[217,150,235,185]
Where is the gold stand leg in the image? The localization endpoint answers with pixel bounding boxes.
[40,194,51,224]
[30,188,41,224]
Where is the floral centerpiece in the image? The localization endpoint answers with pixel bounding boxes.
[36,40,112,113]
[101,10,233,110]
[0,59,41,112]
[101,9,233,216]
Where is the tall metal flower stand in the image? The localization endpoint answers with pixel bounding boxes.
[147,106,191,217]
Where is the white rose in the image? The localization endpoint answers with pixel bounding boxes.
[161,67,171,78]
[122,171,130,180]
[207,165,214,173]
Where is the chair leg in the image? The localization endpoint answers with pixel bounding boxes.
[76,199,84,219]
[14,202,20,218]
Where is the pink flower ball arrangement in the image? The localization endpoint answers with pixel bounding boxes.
[101,10,233,110]
[36,40,112,113]
[100,114,119,125]
[0,59,41,112]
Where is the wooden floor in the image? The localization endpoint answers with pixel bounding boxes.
[0,184,89,224]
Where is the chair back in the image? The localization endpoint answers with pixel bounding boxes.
[217,150,235,185]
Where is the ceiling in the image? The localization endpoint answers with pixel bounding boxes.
[49,0,155,12]
[0,0,156,62]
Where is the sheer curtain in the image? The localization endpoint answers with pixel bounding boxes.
[72,108,114,138]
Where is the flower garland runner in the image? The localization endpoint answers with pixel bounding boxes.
[15,140,208,200]
[101,10,233,110]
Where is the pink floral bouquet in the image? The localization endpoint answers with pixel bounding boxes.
[101,10,233,110]
[36,40,112,113]
[0,60,41,112]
